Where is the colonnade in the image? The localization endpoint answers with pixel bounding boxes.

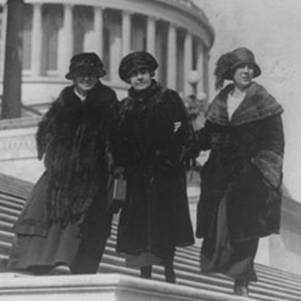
[0,1,208,95]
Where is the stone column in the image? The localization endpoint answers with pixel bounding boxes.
[31,3,42,76]
[167,23,177,89]
[146,16,156,55]
[1,3,8,75]
[109,15,122,82]
[184,31,193,96]
[94,6,103,58]
[2,0,24,118]
[60,4,73,75]
[196,40,204,95]
[203,50,209,97]
[122,10,131,56]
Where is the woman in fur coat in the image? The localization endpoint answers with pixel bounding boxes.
[8,53,119,274]
[116,51,195,283]
[193,47,284,296]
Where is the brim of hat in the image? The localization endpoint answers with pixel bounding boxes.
[120,65,156,82]
[65,69,106,80]
[226,62,261,79]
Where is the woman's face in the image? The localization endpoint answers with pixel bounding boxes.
[233,64,255,90]
[128,69,153,91]
[74,73,98,94]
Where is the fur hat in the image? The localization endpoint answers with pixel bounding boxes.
[214,47,261,89]
[65,52,106,80]
[119,51,158,82]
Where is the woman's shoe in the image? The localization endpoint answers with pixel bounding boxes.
[140,265,152,279]
[164,266,176,283]
[234,279,249,297]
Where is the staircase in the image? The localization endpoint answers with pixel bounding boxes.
[0,173,301,301]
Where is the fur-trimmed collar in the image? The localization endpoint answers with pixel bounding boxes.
[128,80,162,102]
[206,82,283,126]
[119,81,165,120]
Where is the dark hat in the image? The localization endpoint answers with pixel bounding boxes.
[214,47,261,89]
[65,52,106,80]
[119,51,158,82]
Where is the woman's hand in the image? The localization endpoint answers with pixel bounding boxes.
[113,166,125,178]
[173,121,182,133]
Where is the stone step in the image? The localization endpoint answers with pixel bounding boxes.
[0,241,11,255]
[0,216,204,261]
[0,198,24,211]
[0,206,287,280]
[96,264,294,301]
[102,260,301,301]
[0,230,13,243]
[1,197,301,301]
[0,255,300,301]
[0,194,26,207]
[0,221,13,232]
[0,253,228,296]
[101,262,233,294]
[256,263,301,281]
[1,237,300,301]
[100,260,301,300]
[0,207,21,219]
[0,213,16,224]
[0,273,257,301]
[1,214,300,288]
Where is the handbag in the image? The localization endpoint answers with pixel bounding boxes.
[112,176,127,202]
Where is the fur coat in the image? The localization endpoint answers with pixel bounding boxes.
[116,81,194,257]
[195,82,284,241]
[14,81,119,235]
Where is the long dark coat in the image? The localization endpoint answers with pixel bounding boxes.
[116,82,194,258]
[195,82,284,242]
[9,82,119,270]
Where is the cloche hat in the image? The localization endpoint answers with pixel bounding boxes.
[214,47,261,89]
[65,52,106,80]
[119,51,158,82]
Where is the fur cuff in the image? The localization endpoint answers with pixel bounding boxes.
[251,150,283,189]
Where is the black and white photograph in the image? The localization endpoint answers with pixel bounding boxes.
[0,0,300,300]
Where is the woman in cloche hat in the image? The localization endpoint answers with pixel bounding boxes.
[8,52,120,274]
[192,47,284,296]
[116,51,195,283]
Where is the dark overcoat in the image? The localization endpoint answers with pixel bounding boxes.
[196,82,284,242]
[13,81,119,240]
[116,82,194,257]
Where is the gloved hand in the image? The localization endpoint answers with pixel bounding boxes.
[113,166,125,178]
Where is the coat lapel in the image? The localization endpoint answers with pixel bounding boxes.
[205,85,231,126]
[206,82,283,126]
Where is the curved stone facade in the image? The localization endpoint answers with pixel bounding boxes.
[0,0,214,107]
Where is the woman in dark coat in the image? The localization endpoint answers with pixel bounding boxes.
[116,51,194,283]
[194,47,284,296]
[8,52,119,274]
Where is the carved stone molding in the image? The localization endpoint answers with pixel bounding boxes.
[0,129,37,160]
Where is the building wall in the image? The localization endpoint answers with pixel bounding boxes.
[0,0,214,107]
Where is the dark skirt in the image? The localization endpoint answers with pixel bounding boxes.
[8,191,112,274]
[117,166,194,267]
[8,222,80,271]
[200,196,258,282]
